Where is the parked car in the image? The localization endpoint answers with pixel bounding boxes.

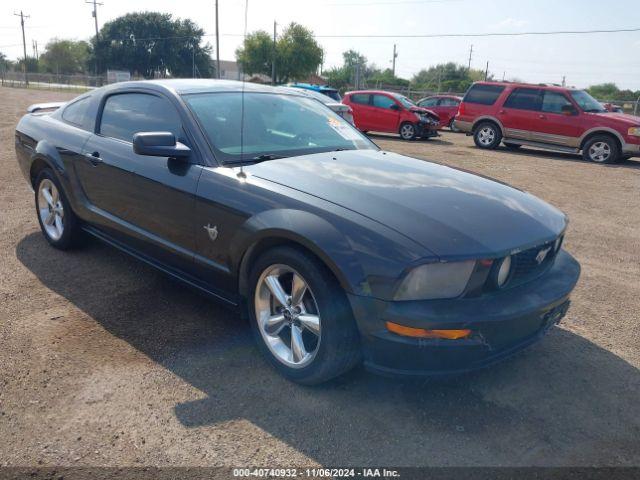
[16,79,580,384]
[455,81,640,163]
[343,90,440,140]
[287,83,341,102]
[279,86,354,125]
[602,102,624,113]
[417,95,463,131]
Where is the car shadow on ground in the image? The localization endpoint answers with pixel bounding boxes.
[367,132,455,147]
[491,145,640,169]
[16,232,640,466]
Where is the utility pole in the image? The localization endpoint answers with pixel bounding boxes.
[32,39,39,61]
[271,21,277,85]
[467,44,473,70]
[502,71,505,81]
[86,0,103,79]
[391,44,398,77]
[562,75,566,87]
[215,0,220,79]
[484,61,489,81]
[14,10,30,86]
[437,66,442,93]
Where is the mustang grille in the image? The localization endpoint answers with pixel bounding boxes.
[509,241,557,287]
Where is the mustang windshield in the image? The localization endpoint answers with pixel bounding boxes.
[569,90,606,113]
[184,92,376,163]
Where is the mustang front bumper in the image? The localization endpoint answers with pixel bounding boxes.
[347,250,580,376]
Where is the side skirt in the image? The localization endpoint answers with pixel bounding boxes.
[503,138,579,154]
[81,225,239,308]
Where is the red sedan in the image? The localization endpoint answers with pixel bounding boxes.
[416,95,463,131]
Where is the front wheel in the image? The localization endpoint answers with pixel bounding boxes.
[248,246,361,384]
[449,119,461,133]
[399,122,417,140]
[473,122,502,149]
[582,135,620,164]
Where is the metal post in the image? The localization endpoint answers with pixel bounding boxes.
[467,44,473,69]
[484,61,489,81]
[14,10,30,86]
[86,0,103,79]
[215,0,220,78]
[271,21,277,85]
[392,44,397,77]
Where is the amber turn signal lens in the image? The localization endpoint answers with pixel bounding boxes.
[386,321,471,339]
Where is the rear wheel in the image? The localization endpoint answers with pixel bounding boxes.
[473,122,502,149]
[248,246,361,384]
[582,135,620,164]
[399,122,417,140]
[35,168,83,249]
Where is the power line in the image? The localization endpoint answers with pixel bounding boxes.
[309,26,640,38]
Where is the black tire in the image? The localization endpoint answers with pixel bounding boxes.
[248,246,361,385]
[34,168,83,250]
[449,119,461,133]
[582,134,620,164]
[473,121,502,149]
[503,142,522,150]
[399,122,417,141]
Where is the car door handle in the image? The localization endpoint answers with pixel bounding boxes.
[538,114,547,119]
[499,109,506,114]
[84,152,103,166]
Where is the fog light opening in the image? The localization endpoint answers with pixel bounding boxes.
[386,321,471,340]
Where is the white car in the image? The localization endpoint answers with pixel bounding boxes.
[279,87,354,125]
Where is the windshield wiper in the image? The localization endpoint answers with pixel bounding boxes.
[251,153,286,161]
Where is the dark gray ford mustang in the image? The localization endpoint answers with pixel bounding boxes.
[15,80,580,384]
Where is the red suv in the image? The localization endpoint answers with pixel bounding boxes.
[416,95,462,131]
[343,90,440,140]
[455,82,640,163]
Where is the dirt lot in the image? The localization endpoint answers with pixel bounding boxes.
[1,86,639,468]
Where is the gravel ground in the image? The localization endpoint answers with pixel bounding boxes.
[1,86,639,468]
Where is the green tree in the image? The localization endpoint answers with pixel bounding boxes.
[586,83,619,100]
[92,12,213,78]
[15,56,40,73]
[40,39,90,74]
[236,23,323,83]
[411,62,489,93]
[0,51,13,72]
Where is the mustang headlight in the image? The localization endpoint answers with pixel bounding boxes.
[394,260,476,301]
[628,127,640,137]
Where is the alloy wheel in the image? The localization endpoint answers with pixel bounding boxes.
[588,141,611,163]
[254,264,321,368]
[400,124,415,140]
[478,127,496,146]
[38,179,64,241]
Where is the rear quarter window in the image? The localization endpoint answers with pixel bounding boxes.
[62,97,92,129]
[463,84,505,105]
[349,94,370,105]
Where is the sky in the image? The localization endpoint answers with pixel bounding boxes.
[1,0,640,91]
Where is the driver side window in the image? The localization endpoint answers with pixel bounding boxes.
[100,93,183,143]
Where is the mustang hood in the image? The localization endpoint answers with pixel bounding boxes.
[247,150,567,259]
[409,106,439,120]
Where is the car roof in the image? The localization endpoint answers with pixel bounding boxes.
[104,79,288,95]
[290,83,338,92]
[345,90,408,96]
[471,81,578,93]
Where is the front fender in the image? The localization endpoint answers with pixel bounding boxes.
[230,208,368,296]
